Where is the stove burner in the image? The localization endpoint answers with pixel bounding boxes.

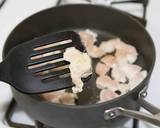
[4,98,139,128]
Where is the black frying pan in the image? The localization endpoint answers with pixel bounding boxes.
[3,4,160,128]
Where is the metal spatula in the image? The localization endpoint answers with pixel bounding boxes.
[0,31,84,94]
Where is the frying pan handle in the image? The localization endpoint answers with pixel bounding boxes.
[104,87,160,127]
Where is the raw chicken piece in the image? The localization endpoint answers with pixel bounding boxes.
[121,64,142,80]
[115,42,138,64]
[96,75,118,91]
[117,84,130,95]
[141,70,148,77]
[78,29,97,49]
[87,45,106,58]
[41,90,78,105]
[64,47,92,93]
[101,55,117,68]
[41,90,65,104]
[129,70,148,89]
[79,29,106,58]
[60,92,78,105]
[99,89,118,103]
[114,40,127,49]
[111,66,127,83]
[99,38,120,53]
[85,29,97,42]
[95,62,110,76]
[115,49,137,64]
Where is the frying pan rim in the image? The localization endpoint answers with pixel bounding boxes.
[3,4,156,109]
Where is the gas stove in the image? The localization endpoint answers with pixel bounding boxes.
[0,0,160,128]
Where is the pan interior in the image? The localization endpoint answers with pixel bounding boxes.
[3,5,154,106]
[64,28,147,105]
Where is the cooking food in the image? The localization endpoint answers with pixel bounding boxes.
[111,66,127,83]
[41,89,78,105]
[63,47,92,93]
[78,30,95,50]
[86,45,106,58]
[99,89,118,103]
[79,29,147,103]
[42,29,148,105]
[96,75,118,91]
[79,29,106,58]
[115,41,138,64]
[101,55,117,68]
[129,70,147,89]
[120,64,142,80]
[99,38,120,53]
[95,62,110,76]
[117,83,130,95]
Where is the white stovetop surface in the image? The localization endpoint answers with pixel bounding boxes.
[0,0,160,128]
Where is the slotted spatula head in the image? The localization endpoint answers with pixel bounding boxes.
[1,31,84,94]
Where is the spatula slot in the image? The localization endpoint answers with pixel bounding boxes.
[31,42,74,57]
[33,39,72,51]
[28,38,75,73]
[34,65,69,76]
[42,75,72,86]
[31,50,62,60]
[28,58,64,69]
[59,73,70,79]
[41,68,70,81]
[31,61,69,73]
[29,53,63,66]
